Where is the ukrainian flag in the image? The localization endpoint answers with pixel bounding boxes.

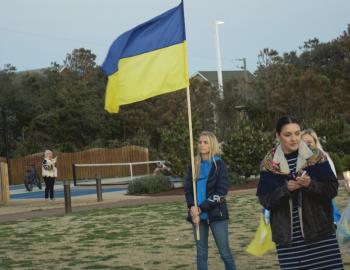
[102,1,189,113]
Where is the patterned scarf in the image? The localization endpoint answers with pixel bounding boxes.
[260,144,326,175]
[257,142,335,196]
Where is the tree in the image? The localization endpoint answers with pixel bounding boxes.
[63,48,97,77]
[0,64,17,158]
[216,78,246,140]
[189,78,218,132]
[257,48,283,68]
[159,111,200,177]
[222,120,273,179]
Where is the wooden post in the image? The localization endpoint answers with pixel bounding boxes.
[63,180,72,213]
[0,162,10,205]
[186,86,200,240]
[96,177,103,202]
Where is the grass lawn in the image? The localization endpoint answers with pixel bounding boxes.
[0,187,349,270]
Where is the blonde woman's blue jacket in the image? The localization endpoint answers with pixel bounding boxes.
[184,159,230,223]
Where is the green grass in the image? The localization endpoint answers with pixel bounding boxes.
[0,187,349,269]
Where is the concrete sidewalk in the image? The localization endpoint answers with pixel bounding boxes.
[0,189,255,223]
[0,194,185,223]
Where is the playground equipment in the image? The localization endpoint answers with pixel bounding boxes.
[23,165,42,191]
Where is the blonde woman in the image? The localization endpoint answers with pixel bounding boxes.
[42,150,57,200]
[184,131,236,270]
[301,128,336,175]
[301,128,341,223]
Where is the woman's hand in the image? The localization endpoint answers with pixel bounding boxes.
[192,215,200,225]
[288,180,302,192]
[190,206,201,216]
[296,175,311,188]
[190,206,201,224]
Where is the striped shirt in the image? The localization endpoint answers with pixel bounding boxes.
[276,151,344,270]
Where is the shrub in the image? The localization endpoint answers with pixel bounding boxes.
[329,152,350,177]
[222,120,273,179]
[228,172,245,185]
[330,152,344,175]
[342,155,350,172]
[158,112,200,178]
[312,119,350,155]
[328,134,350,156]
[127,175,173,195]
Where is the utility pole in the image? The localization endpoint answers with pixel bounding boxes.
[243,58,247,86]
[237,58,247,85]
[1,108,12,185]
[237,58,248,99]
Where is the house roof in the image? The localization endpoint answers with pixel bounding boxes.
[191,70,254,89]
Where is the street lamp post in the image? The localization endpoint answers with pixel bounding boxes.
[215,21,224,99]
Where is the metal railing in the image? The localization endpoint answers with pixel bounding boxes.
[72,160,165,186]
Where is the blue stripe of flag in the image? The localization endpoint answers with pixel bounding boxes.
[102,1,185,76]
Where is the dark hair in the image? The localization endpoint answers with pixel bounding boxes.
[276,115,300,134]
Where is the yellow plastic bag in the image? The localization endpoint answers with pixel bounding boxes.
[246,215,276,256]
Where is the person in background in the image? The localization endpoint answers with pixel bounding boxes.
[184,131,236,270]
[301,128,341,223]
[257,115,344,270]
[153,161,170,176]
[42,150,57,201]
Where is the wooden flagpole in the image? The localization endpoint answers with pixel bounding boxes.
[186,85,200,240]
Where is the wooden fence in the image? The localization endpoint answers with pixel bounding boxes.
[8,145,149,185]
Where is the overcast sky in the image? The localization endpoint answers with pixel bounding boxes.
[0,0,349,74]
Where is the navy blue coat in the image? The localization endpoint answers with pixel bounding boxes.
[184,159,230,223]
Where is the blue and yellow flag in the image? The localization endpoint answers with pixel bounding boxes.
[102,1,189,113]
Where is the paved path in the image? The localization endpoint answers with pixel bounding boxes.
[0,189,255,223]
[11,186,126,199]
[0,195,185,223]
